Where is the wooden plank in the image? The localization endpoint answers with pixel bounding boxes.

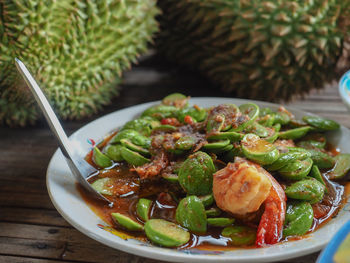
[0,255,71,263]
[0,178,47,194]
[0,208,69,227]
[61,241,165,263]
[0,237,165,263]
[287,101,348,113]
[0,237,319,263]
[0,237,65,259]
[301,96,344,102]
[0,222,321,263]
[0,222,95,245]
[0,192,54,210]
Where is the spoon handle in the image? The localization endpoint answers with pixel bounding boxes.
[15,58,72,158]
[15,58,112,205]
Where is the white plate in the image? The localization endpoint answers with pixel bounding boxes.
[47,98,350,263]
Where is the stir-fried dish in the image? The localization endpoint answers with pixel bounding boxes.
[84,93,350,249]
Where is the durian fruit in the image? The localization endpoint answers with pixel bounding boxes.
[0,0,159,126]
[157,0,350,101]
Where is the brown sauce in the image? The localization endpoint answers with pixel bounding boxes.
[78,170,349,251]
[79,129,349,250]
[78,183,251,250]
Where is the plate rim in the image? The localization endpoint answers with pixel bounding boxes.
[46,97,350,263]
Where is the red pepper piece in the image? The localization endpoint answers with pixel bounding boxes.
[161,117,180,126]
[184,115,194,125]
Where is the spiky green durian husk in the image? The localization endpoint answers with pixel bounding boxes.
[0,0,159,126]
[158,0,350,101]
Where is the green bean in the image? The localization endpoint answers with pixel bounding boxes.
[162,93,188,108]
[246,122,270,137]
[131,134,151,149]
[285,178,325,204]
[144,219,190,247]
[223,144,244,162]
[111,213,143,231]
[162,174,179,183]
[274,112,290,125]
[111,129,151,148]
[283,201,313,237]
[207,113,225,133]
[264,123,281,143]
[91,178,114,195]
[205,207,222,217]
[204,144,233,154]
[302,116,340,131]
[297,133,326,149]
[241,134,279,165]
[238,103,259,129]
[207,218,235,227]
[207,131,243,142]
[176,106,207,122]
[279,158,313,180]
[152,124,177,133]
[229,104,258,132]
[120,139,150,156]
[297,141,324,149]
[176,196,207,233]
[178,151,216,195]
[310,165,327,190]
[202,139,230,151]
[110,129,139,144]
[198,194,214,207]
[259,107,273,116]
[93,147,113,168]
[327,154,350,180]
[278,126,311,140]
[289,119,308,128]
[141,104,178,120]
[104,144,124,162]
[136,198,152,222]
[175,136,196,150]
[258,114,275,127]
[265,149,310,172]
[206,104,239,132]
[307,149,335,169]
[120,146,150,166]
[122,117,159,136]
[221,226,256,246]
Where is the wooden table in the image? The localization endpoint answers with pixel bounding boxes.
[1,54,349,263]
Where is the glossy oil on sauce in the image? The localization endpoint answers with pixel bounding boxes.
[78,169,349,251]
[80,133,349,250]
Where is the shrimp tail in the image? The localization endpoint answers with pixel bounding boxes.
[256,173,286,247]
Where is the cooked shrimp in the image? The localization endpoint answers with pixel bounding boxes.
[213,157,272,215]
[213,157,286,246]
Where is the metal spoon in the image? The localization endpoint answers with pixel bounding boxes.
[15,58,113,206]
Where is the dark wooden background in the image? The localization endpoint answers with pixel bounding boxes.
[1,53,349,263]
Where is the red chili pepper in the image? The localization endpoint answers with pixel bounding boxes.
[184,115,194,124]
[161,118,179,126]
[255,171,286,247]
[160,118,179,126]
